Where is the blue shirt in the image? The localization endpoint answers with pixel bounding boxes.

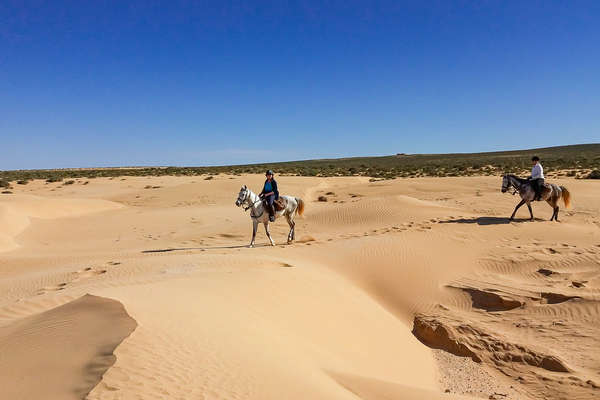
[264,181,272,193]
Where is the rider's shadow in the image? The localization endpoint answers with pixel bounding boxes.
[438,216,545,225]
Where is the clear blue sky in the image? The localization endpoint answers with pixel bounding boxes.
[1,1,599,170]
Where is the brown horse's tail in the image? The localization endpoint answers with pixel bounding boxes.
[561,186,572,208]
[295,198,305,216]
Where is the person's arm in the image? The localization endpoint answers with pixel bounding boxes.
[272,180,279,197]
[260,180,274,197]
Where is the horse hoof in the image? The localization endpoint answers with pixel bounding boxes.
[248,244,254,248]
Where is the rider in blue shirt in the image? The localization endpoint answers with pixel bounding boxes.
[259,170,279,222]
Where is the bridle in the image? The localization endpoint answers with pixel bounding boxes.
[503,175,520,195]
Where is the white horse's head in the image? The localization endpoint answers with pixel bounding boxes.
[501,175,510,193]
[235,185,249,207]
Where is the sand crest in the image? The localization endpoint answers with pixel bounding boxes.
[0,294,136,400]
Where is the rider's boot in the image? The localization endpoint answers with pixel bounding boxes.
[268,204,275,222]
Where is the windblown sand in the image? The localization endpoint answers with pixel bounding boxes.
[0,175,598,400]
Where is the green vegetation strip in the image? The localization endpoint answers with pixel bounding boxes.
[1,144,599,184]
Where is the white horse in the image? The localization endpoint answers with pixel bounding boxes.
[235,185,305,247]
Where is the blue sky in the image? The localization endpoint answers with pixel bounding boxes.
[1,1,599,170]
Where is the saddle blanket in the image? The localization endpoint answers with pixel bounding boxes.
[274,197,287,211]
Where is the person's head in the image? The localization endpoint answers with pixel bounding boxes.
[266,170,274,180]
[531,156,540,165]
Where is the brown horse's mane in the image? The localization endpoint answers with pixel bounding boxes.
[506,174,529,184]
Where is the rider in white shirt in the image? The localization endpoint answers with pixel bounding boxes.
[530,156,544,201]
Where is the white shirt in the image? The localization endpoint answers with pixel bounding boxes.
[531,163,544,179]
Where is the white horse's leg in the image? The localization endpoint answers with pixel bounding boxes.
[264,221,275,246]
[249,219,258,248]
[286,212,296,243]
[285,213,293,243]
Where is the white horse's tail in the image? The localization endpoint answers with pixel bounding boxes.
[295,198,305,216]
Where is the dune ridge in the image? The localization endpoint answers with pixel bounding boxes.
[0,194,123,252]
[0,294,136,400]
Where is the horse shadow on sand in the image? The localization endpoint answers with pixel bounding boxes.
[142,243,279,253]
[438,216,546,225]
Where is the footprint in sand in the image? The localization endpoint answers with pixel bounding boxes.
[37,282,68,294]
[72,267,107,282]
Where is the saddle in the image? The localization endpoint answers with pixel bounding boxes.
[529,180,552,200]
[264,197,287,211]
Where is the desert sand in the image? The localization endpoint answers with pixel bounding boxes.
[0,174,598,400]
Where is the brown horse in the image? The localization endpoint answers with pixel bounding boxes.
[501,174,571,222]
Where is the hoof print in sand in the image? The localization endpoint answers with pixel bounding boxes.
[540,292,582,304]
[451,286,523,312]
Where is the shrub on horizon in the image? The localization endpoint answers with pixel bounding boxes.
[586,170,600,179]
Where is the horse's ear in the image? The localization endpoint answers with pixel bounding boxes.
[242,185,247,190]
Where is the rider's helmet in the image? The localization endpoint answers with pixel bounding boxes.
[266,169,274,176]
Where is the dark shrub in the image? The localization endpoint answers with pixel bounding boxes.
[587,170,600,179]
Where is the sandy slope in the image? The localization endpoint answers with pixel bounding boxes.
[0,294,136,400]
[0,175,598,399]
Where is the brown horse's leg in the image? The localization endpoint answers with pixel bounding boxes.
[510,199,526,221]
[526,202,533,221]
[547,199,557,221]
[554,206,560,222]
[547,200,553,221]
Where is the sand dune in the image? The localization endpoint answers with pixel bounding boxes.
[0,194,123,252]
[0,294,136,400]
[0,175,598,399]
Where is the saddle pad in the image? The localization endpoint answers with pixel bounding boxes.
[274,197,287,211]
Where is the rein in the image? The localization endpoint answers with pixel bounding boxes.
[506,176,521,195]
[243,195,264,218]
[243,199,261,211]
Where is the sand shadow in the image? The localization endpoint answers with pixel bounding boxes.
[142,243,277,253]
[438,217,545,225]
